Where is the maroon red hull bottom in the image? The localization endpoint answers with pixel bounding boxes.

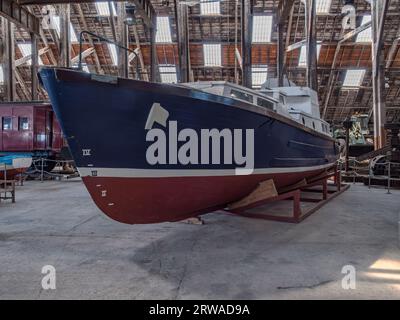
[82,168,330,224]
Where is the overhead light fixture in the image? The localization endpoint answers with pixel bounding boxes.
[124,3,136,26]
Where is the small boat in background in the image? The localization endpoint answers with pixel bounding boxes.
[0,154,32,180]
[39,67,338,224]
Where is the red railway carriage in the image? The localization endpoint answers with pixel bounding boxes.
[0,102,64,170]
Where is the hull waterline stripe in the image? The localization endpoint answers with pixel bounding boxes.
[77,163,335,178]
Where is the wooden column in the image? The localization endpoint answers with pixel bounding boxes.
[59,4,71,67]
[241,0,252,88]
[117,2,129,78]
[1,18,16,101]
[305,0,318,91]
[175,2,190,83]
[30,32,38,100]
[371,0,389,149]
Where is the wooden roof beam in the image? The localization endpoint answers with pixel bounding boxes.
[321,21,373,119]
[15,46,49,67]
[0,0,40,35]
[71,47,95,64]
[74,3,103,73]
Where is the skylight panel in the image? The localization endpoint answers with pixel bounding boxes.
[0,66,3,83]
[203,44,222,67]
[252,66,268,88]
[356,15,372,42]
[18,43,43,66]
[96,1,117,16]
[18,44,31,59]
[200,0,220,15]
[298,44,322,67]
[316,0,332,14]
[159,65,178,83]
[252,15,273,43]
[155,16,172,43]
[108,43,118,65]
[342,69,365,87]
[52,16,78,43]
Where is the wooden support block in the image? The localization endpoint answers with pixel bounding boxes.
[228,179,277,210]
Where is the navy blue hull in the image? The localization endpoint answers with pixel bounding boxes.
[38,68,338,224]
[39,68,337,171]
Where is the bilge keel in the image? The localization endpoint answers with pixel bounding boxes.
[38,68,338,224]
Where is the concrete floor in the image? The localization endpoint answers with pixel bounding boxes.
[0,178,400,299]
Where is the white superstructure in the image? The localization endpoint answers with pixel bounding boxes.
[181,81,331,136]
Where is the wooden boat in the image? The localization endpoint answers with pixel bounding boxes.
[39,68,338,224]
[0,154,32,180]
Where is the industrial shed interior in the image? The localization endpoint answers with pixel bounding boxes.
[0,0,400,300]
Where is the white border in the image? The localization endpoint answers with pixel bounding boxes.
[77,163,335,178]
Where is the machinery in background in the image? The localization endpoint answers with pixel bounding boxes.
[0,101,69,172]
[334,114,374,158]
[341,122,400,189]
[370,123,400,178]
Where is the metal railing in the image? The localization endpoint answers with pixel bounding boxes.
[339,158,400,194]
[368,161,400,194]
[27,158,78,182]
[345,158,369,184]
[77,30,140,80]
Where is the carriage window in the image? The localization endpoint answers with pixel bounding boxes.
[19,117,29,130]
[230,89,253,103]
[257,98,274,110]
[2,117,12,130]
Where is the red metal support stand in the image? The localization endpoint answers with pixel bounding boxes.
[225,167,349,223]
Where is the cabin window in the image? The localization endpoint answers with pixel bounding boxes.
[2,117,12,130]
[257,98,274,110]
[302,117,305,125]
[19,117,29,130]
[312,122,316,129]
[230,89,253,103]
